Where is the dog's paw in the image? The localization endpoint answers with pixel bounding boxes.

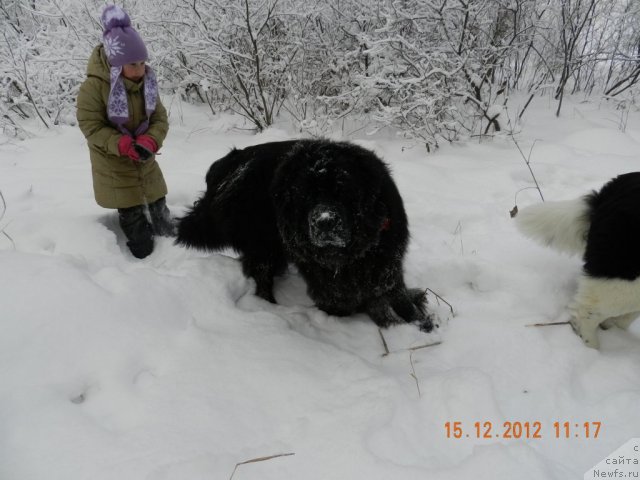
[569,317,600,349]
[417,314,436,333]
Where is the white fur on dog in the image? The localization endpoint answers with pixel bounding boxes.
[515,196,640,348]
[569,275,640,348]
[515,197,590,255]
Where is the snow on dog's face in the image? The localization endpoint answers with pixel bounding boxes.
[272,141,389,267]
[308,203,349,248]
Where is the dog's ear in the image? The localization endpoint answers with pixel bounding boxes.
[372,174,409,240]
[371,197,390,229]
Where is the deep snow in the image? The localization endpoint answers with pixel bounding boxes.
[1,98,639,480]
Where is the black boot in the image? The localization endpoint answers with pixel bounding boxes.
[148,197,177,237]
[118,204,154,259]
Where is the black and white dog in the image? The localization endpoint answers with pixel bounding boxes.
[515,172,640,348]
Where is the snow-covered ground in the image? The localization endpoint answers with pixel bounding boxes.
[1,97,639,480]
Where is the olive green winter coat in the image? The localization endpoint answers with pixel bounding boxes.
[76,45,168,209]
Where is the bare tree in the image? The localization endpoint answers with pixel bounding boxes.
[553,0,601,116]
[603,0,640,98]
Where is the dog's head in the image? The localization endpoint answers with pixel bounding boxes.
[272,141,403,267]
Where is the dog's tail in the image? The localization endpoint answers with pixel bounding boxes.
[175,195,226,251]
[514,196,591,256]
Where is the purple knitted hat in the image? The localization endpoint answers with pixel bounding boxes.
[101,5,157,136]
[101,5,148,67]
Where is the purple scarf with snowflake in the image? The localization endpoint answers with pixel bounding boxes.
[108,65,158,136]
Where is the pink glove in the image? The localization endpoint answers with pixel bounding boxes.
[135,135,158,153]
[117,135,140,161]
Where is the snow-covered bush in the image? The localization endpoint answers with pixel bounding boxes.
[0,0,102,132]
[1,0,638,146]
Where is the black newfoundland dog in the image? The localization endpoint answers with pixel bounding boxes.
[176,139,433,332]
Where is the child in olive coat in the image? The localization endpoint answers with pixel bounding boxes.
[77,5,174,259]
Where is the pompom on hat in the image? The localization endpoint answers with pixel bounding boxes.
[100,5,157,137]
[101,5,148,67]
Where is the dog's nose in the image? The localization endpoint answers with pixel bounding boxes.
[312,211,339,231]
[309,205,348,247]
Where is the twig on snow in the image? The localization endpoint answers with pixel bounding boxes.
[0,190,15,248]
[407,341,443,351]
[525,321,571,327]
[378,328,390,356]
[510,136,544,218]
[424,288,455,317]
[409,351,421,398]
[381,339,442,357]
[229,453,295,480]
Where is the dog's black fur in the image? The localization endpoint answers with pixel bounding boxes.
[584,172,640,280]
[176,139,432,331]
